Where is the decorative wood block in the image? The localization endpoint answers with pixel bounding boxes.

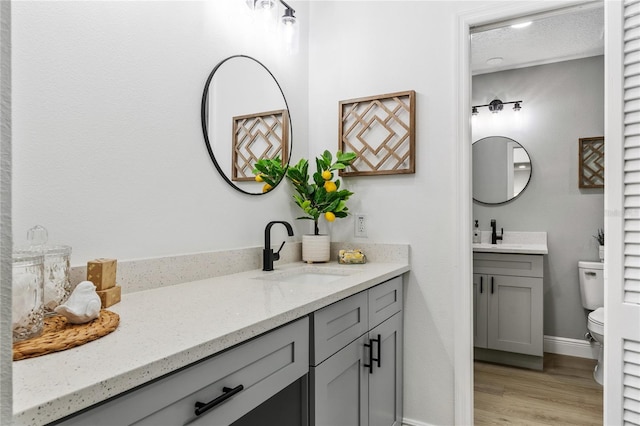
[97,285,121,308]
[339,90,416,176]
[87,258,117,291]
[579,136,604,188]
[232,109,289,181]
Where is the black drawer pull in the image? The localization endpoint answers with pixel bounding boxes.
[480,276,483,294]
[491,276,494,294]
[194,384,244,416]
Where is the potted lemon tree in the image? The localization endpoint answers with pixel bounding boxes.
[254,150,356,263]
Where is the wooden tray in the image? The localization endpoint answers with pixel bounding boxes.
[13,310,119,361]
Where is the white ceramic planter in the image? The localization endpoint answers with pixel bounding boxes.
[599,245,604,262]
[302,234,331,263]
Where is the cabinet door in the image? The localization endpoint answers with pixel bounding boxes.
[473,274,488,349]
[487,275,543,356]
[310,334,368,426]
[368,312,403,426]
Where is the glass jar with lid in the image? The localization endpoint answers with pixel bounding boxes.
[12,250,45,342]
[25,225,73,314]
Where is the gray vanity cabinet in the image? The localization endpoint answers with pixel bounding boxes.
[310,276,403,426]
[473,253,544,364]
[54,317,309,426]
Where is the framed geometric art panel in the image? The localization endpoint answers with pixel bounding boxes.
[579,136,604,189]
[339,90,416,177]
[232,109,289,181]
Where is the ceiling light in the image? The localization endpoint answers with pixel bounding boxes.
[511,21,532,29]
[486,57,503,66]
[471,98,523,115]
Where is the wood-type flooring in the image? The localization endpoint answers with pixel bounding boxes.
[474,353,603,425]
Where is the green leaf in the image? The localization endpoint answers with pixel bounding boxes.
[332,163,347,170]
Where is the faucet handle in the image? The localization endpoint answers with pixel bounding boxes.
[273,241,286,261]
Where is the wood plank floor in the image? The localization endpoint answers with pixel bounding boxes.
[474,353,603,425]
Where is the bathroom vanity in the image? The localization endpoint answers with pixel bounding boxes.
[12,260,408,426]
[472,232,548,370]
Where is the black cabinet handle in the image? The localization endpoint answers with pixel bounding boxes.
[194,384,244,416]
[480,276,483,294]
[491,276,494,294]
[364,340,374,374]
[372,334,381,368]
[364,335,382,374]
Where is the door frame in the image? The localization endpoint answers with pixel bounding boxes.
[454,1,618,424]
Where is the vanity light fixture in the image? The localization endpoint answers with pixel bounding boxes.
[471,98,523,115]
[246,0,298,54]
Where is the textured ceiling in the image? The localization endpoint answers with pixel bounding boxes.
[471,5,604,75]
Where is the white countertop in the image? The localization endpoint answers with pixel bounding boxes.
[13,261,409,425]
[472,243,548,255]
[472,231,548,255]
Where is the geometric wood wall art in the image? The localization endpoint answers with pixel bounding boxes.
[232,109,289,181]
[339,90,416,176]
[579,136,604,188]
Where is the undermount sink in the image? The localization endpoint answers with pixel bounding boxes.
[257,266,359,284]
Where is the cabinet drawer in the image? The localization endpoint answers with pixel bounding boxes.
[473,253,543,278]
[57,317,309,426]
[368,276,403,329]
[310,291,368,366]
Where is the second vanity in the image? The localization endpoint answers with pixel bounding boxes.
[13,256,409,426]
[472,232,548,370]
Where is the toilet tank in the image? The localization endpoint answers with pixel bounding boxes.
[578,261,604,310]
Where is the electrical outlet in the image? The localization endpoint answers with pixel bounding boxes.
[355,214,367,237]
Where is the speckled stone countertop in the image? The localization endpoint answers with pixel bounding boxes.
[13,260,410,425]
[472,231,548,255]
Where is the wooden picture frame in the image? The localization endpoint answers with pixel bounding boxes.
[339,90,416,176]
[579,136,604,188]
[232,109,289,181]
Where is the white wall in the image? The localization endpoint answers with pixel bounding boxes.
[472,56,605,340]
[308,2,481,424]
[12,0,310,266]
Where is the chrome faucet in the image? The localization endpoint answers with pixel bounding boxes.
[263,221,294,271]
[491,219,503,244]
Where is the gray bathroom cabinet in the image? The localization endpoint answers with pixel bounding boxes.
[54,317,309,426]
[473,253,544,369]
[309,276,403,426]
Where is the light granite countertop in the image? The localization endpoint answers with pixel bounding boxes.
[472,231,548,255]
[13,260,410,425]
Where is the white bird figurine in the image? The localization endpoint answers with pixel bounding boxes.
[54,281,102,324]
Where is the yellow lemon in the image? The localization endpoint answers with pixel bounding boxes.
[262,183,272,193]
[321,170,332,180]
[324,181,337,192]
[255,174,264,182]
[325,212,336,222]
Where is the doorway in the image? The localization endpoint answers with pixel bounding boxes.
[454,2,608,424]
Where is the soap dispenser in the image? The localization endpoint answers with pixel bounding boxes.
[473,220,481,243]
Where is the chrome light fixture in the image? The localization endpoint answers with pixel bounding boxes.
[472,98,523,115]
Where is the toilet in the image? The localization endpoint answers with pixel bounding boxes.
[578,260,605,385]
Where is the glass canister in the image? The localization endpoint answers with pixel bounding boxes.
[12,250,45,342]
[25,225,72,314]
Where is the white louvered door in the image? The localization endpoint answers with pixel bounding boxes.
[609,1,640,424]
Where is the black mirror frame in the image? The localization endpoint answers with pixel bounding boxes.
[201,54,293,196]
[472,135,533,206]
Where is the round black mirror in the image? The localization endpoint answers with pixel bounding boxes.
[201,55,292,195]
[473,136,532,205]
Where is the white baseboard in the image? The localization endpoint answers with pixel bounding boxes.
[402,418,437,426]
[543,335,600,359]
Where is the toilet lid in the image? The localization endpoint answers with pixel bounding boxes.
[589,307,605,326]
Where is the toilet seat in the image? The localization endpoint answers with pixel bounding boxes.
[588,307,605,336]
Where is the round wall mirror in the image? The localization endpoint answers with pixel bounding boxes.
[473,136,532,205]
[201,55,292,195]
